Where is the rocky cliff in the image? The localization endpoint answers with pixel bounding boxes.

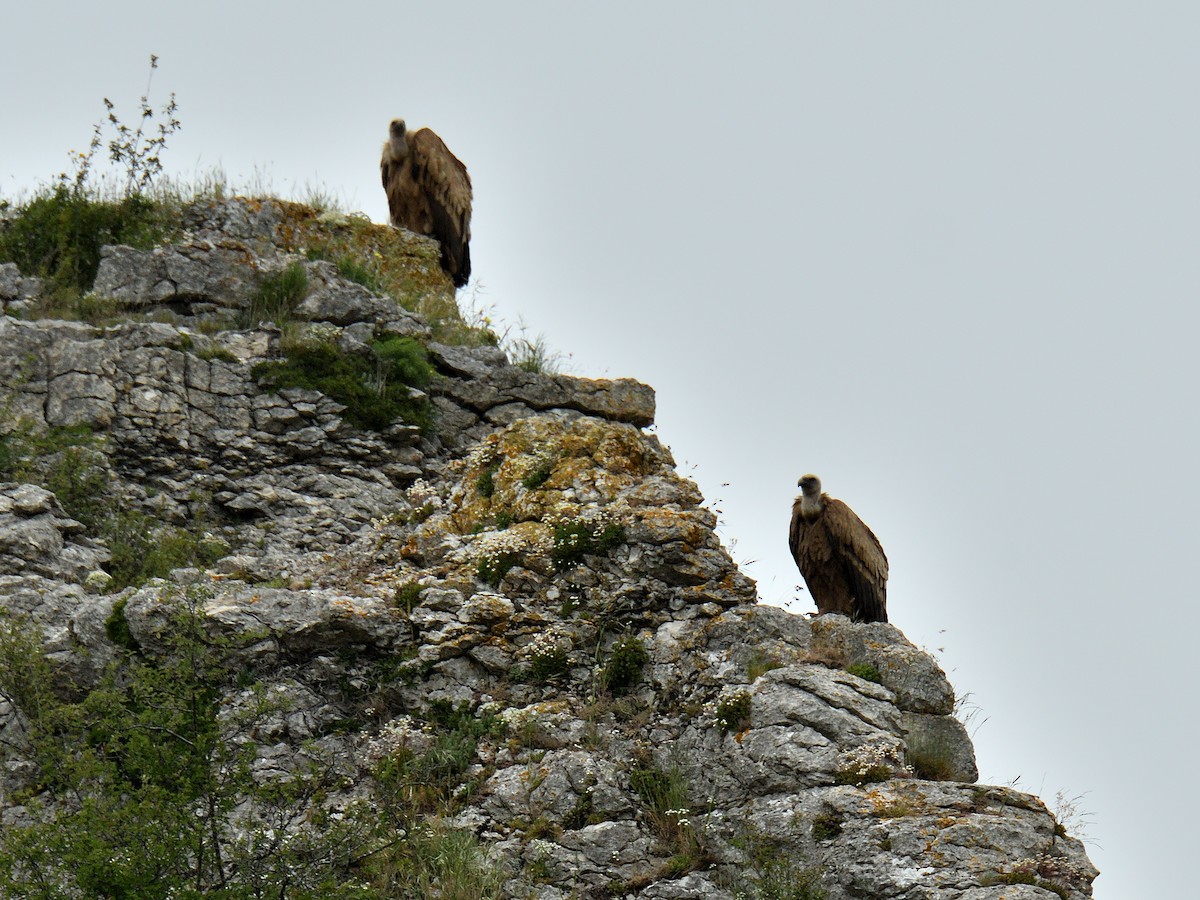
[0,198,1097,899]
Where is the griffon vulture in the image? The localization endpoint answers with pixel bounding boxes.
[788,474,889,623]
[380,118,472,287]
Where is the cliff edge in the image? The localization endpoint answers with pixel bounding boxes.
[0,198,1097,899]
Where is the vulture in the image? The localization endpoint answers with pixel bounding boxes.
[380,118,472,287]
[788,474,889,623]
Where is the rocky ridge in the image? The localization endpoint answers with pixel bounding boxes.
[0,198,1096,898]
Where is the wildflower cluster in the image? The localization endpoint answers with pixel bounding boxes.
[834,739,912,786]
[474,527,549,588]
[362,715,434,765]
[714,690,753,734]
[548,509,626,569]
[521,631,572,683]
[520,451,556,489]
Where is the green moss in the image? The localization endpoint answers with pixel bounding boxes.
[845,662,881,683]
[521,456,554,490]
[252,333,432,431]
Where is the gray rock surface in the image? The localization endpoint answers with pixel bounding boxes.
[0,197,1096,899]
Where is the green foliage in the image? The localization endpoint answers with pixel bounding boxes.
[746,650,782,681]
[628,760,704,875]
[103,597,139,651]
[0,421,108,527]
[715,690,752,734]
[373,701,503,825]
[523,641,570,684]
[0,187,175,308]
[195,344,239,363]
[845,662,882,683]
[252,332,433,431]
[551,519,625,569]
[0,589,376,897]
[394,581,424,613]
[335,254,384,292]
[599,635,648,696]
[730,827,829,900]
[521,456,554,490]
[363,823,505,900]
[99,507,226,593]
[239,260,309,327]
[811,811,843,841]
[477,551,517,588]
[0,56,180,311]
[0,412,223,591]
[475,462,499,498]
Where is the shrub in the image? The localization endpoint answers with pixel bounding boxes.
[477,550,517,588]
[599,635,648,696]
[0,55,180,306]
[629,761,702,869]
[104,597,139,651]
[394,582,423,613]
[845,662,882,683]
[811,812,843,842]
[551,518,625,569]
[522,633,571,683]
[99,508,227,592]
[0,187,176,307]
[738,844,829,900]
[0,588,378,897]
[252,332,432,431]
[716,690,752,734]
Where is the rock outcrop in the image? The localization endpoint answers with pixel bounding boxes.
[0,198,1096,898]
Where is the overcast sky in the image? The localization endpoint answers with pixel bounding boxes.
[5,3,1198,895]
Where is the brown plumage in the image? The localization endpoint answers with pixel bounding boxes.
[380,118,472,287]
[788,474,889,623]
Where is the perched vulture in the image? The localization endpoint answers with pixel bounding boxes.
[380,118,472,287]
[788,474,889,623]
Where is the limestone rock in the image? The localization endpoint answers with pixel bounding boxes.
[0,196,1095,899]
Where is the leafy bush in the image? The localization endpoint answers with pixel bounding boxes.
[99,508,227,593]
[599,635,648,696]
[0,187,174,306]
[252,332,432,431]
[0,589,375,897]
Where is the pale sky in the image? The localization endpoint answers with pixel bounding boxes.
[6,3,1199,896]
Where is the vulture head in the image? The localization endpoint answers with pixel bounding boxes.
[797,474,824,517]
[387,118,409,158]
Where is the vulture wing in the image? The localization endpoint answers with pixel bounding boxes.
[823,498,889,623]
[410,128,473,286]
